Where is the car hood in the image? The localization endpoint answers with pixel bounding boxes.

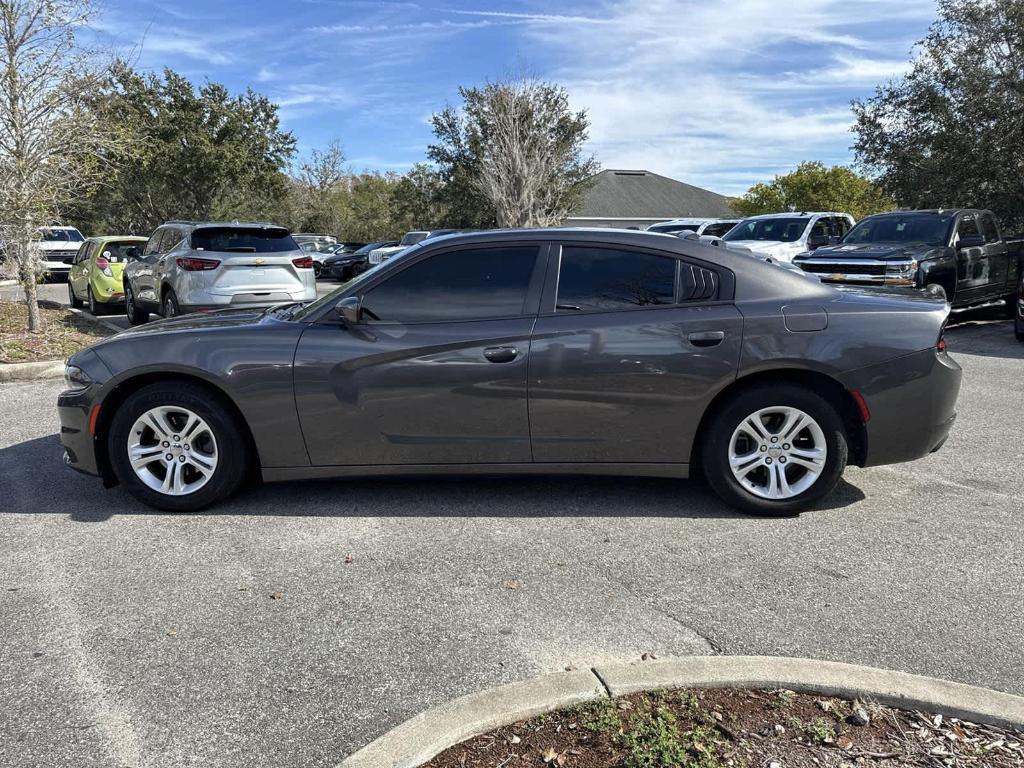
[106,306,276,340]
[723,240,802,258]
[798,243,938,261]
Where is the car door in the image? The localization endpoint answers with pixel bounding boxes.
[69,242,92,299]
[953,213,989,304]
[980,212,1009,297]
[293,242,548,466]
[528,242,743,465]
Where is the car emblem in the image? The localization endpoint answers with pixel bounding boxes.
[255,257,265,265]
[829,273,844,281]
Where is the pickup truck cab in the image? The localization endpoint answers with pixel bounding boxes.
[719,212,855,263]
[792,209,1024,309]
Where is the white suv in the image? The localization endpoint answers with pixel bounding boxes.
[646,218,741,237]
[35,226,86,278]
[122,222,317,324]
[367,229,460,266]
[719,212,855,263]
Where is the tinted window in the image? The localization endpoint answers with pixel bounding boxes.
[361,246,538,323]
[399,231,429,246]
[143,229,165,255]
[40,228,84,242]
[191,227,298,253]
[100,240,144,263]
[557,246,675,312]
[702,222,736,238]
[722,217,810,243]
[161,228,184,252]
[956,215,980,241]
[981,214,1000,243]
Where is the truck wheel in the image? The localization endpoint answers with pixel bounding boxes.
[702,384,848,516]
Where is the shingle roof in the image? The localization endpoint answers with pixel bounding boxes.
[571,169,736,219]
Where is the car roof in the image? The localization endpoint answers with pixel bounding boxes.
[88,235,148,242]
[738,212,849,220]
[861,209,966,217]
[162,221,287,230]
[653,218,729,225]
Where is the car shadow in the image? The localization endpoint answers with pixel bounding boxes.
[1,434,866,522]
[944,318,1023,360]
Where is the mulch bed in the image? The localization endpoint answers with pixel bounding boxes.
[0,299,114,363]
[424,688,1023,768]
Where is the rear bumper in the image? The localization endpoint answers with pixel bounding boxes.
[177,285,317,312]
[838,347,962,467]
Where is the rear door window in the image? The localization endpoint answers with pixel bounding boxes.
[556,246,676,312]
[191,227,299,253]
[144,229,166,256]
[361,246,539,323]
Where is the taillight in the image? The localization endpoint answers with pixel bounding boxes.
[176,257,220,271]
[292,256,314,269]
[95,257,112,277]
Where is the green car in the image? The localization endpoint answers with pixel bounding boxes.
[68,236,148,315]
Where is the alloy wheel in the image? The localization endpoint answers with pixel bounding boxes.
[728,406,827,500]
[127,406,218,496]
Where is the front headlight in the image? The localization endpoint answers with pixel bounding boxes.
[884,260,918,284]
[63,364,92,392]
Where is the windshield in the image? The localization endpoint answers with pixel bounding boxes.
[99,240,145,262]
[291,245,423,321]
[192,227,299,253]
[40,228,84,242]
[842,214,953,247]
[399,232,429,246]
[722,217,810,243]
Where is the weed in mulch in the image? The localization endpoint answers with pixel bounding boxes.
[423,687,1024,768]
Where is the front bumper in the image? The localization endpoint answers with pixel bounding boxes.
[58,386,101,477]
[838,347,962,467]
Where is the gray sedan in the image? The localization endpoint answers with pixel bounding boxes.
[58,229,961,515]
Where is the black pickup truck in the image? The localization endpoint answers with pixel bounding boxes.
[792,209,1023,310]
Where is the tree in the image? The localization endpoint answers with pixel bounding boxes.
[852,0,1024,230]
[734,162,895,220]
[68,62,296,235]
[390,162,445,231]
[427,75,599,228]
[0,0,126,332]
[290,140,349,234]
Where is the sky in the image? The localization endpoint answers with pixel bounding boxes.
[87,0,939,196]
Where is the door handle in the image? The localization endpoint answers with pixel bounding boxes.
[483,346,519,363]
[688,331,725,347]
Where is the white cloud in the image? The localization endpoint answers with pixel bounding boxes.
[500,0,935,194]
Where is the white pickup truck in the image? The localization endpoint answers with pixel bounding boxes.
[35,226,87,278]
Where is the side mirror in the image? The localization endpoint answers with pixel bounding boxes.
[807,233,830,249]
[828,235,841,245]
[334,296,362,325]
[957,233,985,250]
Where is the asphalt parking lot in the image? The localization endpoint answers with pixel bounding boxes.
[1,291,1022,768]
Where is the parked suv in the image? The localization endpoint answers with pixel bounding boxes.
[367,229,459,266]
[720,212,855,263]
[122,222,316,325]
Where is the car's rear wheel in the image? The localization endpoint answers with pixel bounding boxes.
[68,280,83,308]
[108,383,249,511]
[702,384,848,515]
[124,282,150,325]
[162,288,180,318]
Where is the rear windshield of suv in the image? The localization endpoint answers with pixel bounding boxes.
[399,232,429,247]
[191,227,298,253]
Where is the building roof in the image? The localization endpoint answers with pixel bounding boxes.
[570,169,736,220]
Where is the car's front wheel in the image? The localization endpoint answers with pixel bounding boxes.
[702,384,848,515]
[68,280,83,308]
[108,383,250,511]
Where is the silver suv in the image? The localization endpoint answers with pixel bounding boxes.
[123,222,316,324]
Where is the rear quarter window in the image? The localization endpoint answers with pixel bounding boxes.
[192,227,299,253]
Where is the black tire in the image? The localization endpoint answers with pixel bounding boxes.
[68,280,83,308]
[87,285,105,316]
[124,282,150,325]
[313,262,322,278]
[108,382,250,512]
[701,384,848,516]
[162,288,180,318]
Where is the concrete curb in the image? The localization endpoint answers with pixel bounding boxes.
[339,656,1024,768]
[0,359,64,382]
[340,669,606,768]
[66,306,125,335]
